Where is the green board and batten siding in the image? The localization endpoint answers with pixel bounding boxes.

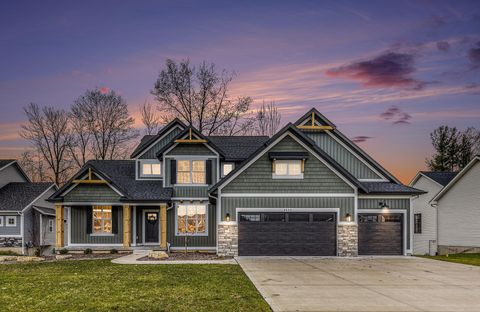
[221,197,354,222]
[63,184,120,202]
[304,132,382,180]
[173,186,209,198]
[167,143,215,156]
[167,203,216,247]
[138,127,183,159]
[358,198,411,250]
[221,135,354,194]
[70,206,123,244]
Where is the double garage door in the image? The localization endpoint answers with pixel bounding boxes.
[238,211,404,256]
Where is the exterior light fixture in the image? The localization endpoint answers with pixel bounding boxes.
[379,202,390,210]
[345,213,352,222]
[225,213,230,222]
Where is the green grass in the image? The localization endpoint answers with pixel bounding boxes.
[420,253,480,267]
[0,260,270,312]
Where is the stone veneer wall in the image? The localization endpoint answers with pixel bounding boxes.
[0,237,22,247]
[337,224,358,257]
[217,223,238,257]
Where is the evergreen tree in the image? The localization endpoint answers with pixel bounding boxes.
[426,126,455,171]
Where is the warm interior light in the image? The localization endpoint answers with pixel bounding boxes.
[345,213,352,222]
[225,213,230,222]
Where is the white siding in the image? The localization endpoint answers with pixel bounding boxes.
[438,162,480,247]
[411,176,442,255]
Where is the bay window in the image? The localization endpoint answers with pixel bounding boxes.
[176,204,207,235]
[177,160,206,184]
[92,205,112,234]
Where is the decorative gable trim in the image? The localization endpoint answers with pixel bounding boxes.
[133,123,184,159]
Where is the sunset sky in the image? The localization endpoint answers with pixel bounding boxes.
[1,0,479,183]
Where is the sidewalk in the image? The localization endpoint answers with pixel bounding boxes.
[112,250,237,265]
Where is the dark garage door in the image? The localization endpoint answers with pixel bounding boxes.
[358,213,403,255]
[238,212,336,256]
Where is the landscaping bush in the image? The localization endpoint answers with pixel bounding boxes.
[59,248,68,255]
[110,248,118,254]
[84,248,93,255]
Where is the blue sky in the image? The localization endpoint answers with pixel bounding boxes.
[1,0,479,182]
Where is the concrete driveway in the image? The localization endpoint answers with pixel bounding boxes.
[238,256,480,312]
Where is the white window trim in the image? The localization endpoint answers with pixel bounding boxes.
[272,160,304,179]
[138,159,163,179]
[176,159,206,185]
[221,162,235,177]
[48,219,54,233]
[175,203,209,237]
[0,216,3,227]
[6,216,16,227]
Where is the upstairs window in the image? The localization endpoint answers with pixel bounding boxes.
[139,160,162,178]
[222,163,234,177]
[414,214,422,234]
[177,160,205,184]
[273,160,303,179]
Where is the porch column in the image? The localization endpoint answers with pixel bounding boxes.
[123,205,131,248]
[55,204,64,248]
[160,204,167,249]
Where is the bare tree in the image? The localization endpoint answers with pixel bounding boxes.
[253,101,282,137]
[18,150,50,182]
[20,103,73,185]
[151,59,252,135]
[140,100,162,135]
[71,89,138,160]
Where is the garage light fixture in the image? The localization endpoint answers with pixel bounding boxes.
[345,213,352,222]
[379,202,389,210]
[225,213,230,222]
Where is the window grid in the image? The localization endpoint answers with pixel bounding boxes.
[92,206,112,234]
[177,160,206,184]
[176,204,207,236]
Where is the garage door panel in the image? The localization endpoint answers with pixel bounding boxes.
[238,212,336,256]
[358,213,403,256]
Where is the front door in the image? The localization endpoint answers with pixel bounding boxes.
[144,212,159,243]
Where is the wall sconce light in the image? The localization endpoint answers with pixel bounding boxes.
[379,202,390,210]
[225,213,230,222]
[345,213,352,222]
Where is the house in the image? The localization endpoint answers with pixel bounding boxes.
[411,156,480,255]
[48,108,424,256]
[0,160,57,254]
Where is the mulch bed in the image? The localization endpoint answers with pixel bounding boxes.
[44,253,126,261]
[138,251,231,261]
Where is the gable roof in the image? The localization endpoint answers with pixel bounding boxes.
[0,159,31,182]
[209,123,367,193]
[0,182,55,211]
[207,136,269,161]
[130,118,187,158]
[410,171,458,188]
[49,160,172,202]
[431,156,480,203]
[294,107,401,184]
[0,159,16,170]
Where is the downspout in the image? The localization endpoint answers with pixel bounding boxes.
[209,193,219,254]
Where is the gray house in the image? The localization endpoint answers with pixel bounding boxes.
[48,108,424,256]
[0,160,57,254]
[411,156,480,255]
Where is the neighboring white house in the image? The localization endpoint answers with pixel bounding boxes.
[409,171,457,255]
[410,155,480,255]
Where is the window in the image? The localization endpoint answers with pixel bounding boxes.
[177,160,205,184]
[313,213,335,222]
[0,216,3,227]
[263,213,285,222]
[273,160,303,179]
[240,214,261,222]
[222,163,234,177]
[382,215,402,223]
[176,204,207,235]
[139,160,162,178]
[92,206,112,234]
[414,214,422,234]
[6,216,16,227]
[48,219,54,233]
[359,215,378,223]
[288,213,310,222]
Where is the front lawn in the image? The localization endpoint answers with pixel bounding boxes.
[420,253,480,267]
[0,260,270,312]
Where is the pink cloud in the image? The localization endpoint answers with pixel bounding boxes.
[99,86,110,94]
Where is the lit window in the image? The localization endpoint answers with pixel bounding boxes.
[6,216,16,227]
[222,163,234,177]
[176,204,207,235]
[92,206,112,234]
[139,160,162,178]
[48,219,54,233]
[273,160,303,179]
[177,160,205,184]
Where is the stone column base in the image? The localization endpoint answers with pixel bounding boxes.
[0,237,22,247]
[217,223,238,257]
[337,224,358,257]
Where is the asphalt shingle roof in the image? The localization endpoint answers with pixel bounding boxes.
[130,135,157,158]
[0,159,16,169]
[207,136,269,161]
[421,171,458,187]
[360,182,426,195]
[0,182,54,211]
[87,160,172,201]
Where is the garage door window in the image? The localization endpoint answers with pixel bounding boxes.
[288,213,310,222]
[264,213,285,222]
[359,215,378,223]
[381,215,402,222]
[240,214,260,222]
[313,213,335,222]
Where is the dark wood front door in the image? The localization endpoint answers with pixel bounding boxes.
[238,212,336,256]
[144,212,159,243]
[358,213,403,255]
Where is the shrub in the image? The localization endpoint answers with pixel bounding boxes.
[110,249,118,254]
[59,248,68,255]
[51,248,56,254]
[84,248,93,255]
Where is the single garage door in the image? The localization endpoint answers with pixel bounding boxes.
[358,213,403,255]
[238,212,336,256]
